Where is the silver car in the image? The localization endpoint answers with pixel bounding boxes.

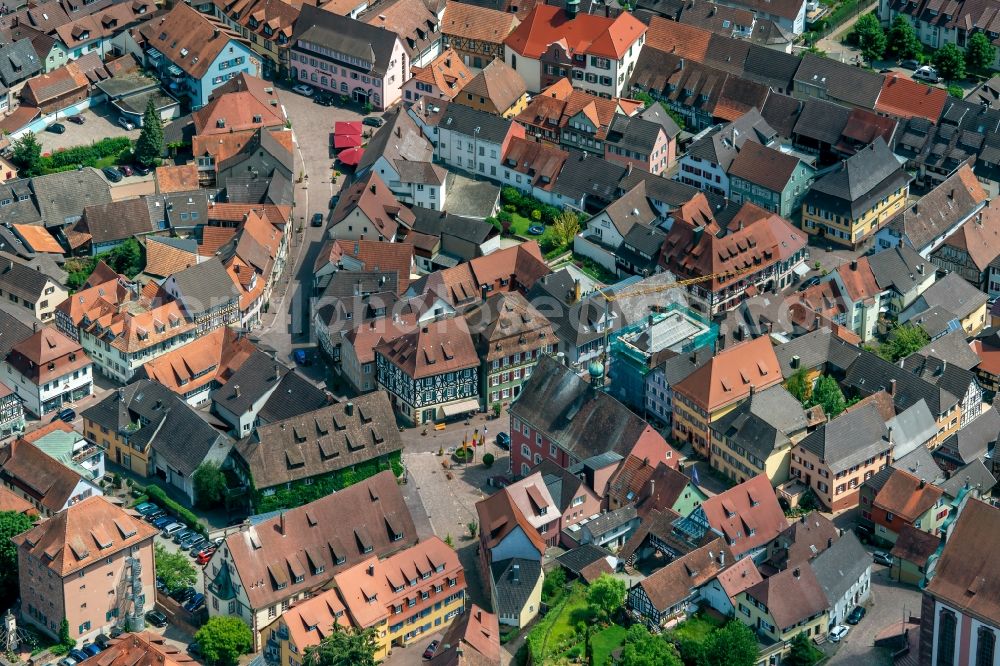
[161,522,184,537]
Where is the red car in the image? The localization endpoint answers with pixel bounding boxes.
[196,547,217,565]
[422,640,439,659]
[119,165,134,177]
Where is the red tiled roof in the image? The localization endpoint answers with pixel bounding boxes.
[645,16,712,60]
[873,468,944,523]
[699,475,787,558]
[504,5,646,60]
[673,336,781,412]
[875,74,948,123]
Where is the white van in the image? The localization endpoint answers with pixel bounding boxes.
[913,66,940,83]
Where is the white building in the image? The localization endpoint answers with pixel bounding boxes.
[2,328,92,418]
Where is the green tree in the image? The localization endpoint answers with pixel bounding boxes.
[784,632,819,666]
[888,16,922,60]
[934,43,967,81]
[134,98,164,167]
[11,132,42,177]
[0,511,33,606]
[703,621,759,666]
[154,543,197,594]
[878,324,930,362]
[482,452,495,468]
[811,375,847,418]
[303,624,377,666]
[193,462,227,508]
[620,625,682,666]
[586,573,627,623]
[551,209,580,248]
[195,617,254,666]
[785,367,812,404]
[967,31,997,72]
[852,13,887,62]
[542,566,566,601]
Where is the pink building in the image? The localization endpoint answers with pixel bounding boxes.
[603,105,679,176]
[291,5,408,110]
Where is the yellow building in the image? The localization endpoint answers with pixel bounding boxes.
[334,537,466,661]
[709,385,809,487]
[801,138,910,249]
[452,58,529,118]
[264,590,350,666]
[672,336,782,458]
[82,413,149,477]
[735,566,830,657]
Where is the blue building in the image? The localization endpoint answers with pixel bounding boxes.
[139,3,260,109]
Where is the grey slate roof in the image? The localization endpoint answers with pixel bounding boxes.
[606,114,676,156]
[938,459,996,498]
[490,558,542,618]
[799,402,889,474]
[915,330,980,371]
[810,532,870,606]
[552,150,628,207]
[510,354,655,461]
[256,370,330,424]
[410,206,497,246]
[293,4,399,78]
[0,39,41,87]
[556,544,614,577]
[794,53,886,109]
[618,169,713,209]
[741,43,800,92]
[886,400,938,460]
[357,106,433,175]
[0,259,55,303]
[892,444,941,481]
[711,385,807,463]
[32,168,112,228]
[901,272,988,324]
[0,308,33,361]
[935,407,1000,467]
[658,346,712,385]
[211,350,287,416]
[791,97,851,146]
[804,138,910,220]
[868,245,930,295]
[584,506,637,537]
[773,328,864,379]
[79,198,154,245]
[168,257,240,314]
[844,348,971,416]
[431,102,513,144]
[685,108,775,169]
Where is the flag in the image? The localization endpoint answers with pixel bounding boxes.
[691,465,701,487]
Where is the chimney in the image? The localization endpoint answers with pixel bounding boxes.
[481,283,489,300]
[512,563,520,584]
[370,183,377,194]
[889,379,896,396]
[792,567,800,579]
[346,402,354,416]
[574,279,582,303]
[719,551,724,565]
[368,563,375,576]
[850,259,858,271]
[749,384,756,398]
[919,478,926,489]
[233,384,240,398]
[274,364,281,381]
[476,610,482,622]
[213,27,220,38]
[917,263,925,275]
[278,512,286,535]
[827,537,833,548]
[790,354,800,369]
[887,425,893,445]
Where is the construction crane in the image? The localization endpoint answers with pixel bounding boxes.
[592,264,764,380]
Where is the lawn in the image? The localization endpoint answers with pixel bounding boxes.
[669,613,725,643]
[591,625,627,666]
[506,211,570,258]
[527,583,593,662]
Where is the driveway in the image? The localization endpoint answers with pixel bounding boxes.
[34,102,140,153]
[825,561,922,665]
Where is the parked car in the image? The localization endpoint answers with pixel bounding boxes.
[145,610,168,628]
[854,524,874,545]
[134,164,151,176]
[423,639,440,659]
[134,502,158,515]
[495,432,510,450]
[118,117,135,130]
[294,349,310,365]
[146,509,166,523]
[67,115,85,125]
[155,576,166,591]
[95,634,113,649]
[913,66,940,83]
[311,212,324,227]
[58,657,78,666]
[873,551,893,566]
[900,59,921,70]
[829,625,849,642]
[329,195,339,209]
[847,606,867,625]
[54,408,75,422]
[798,275,821,291]
[82,644,102,657]
[102,167,123,183]
[292,84,314,96]
[161,522,185,537]
[152,516,173,529]
[186,535,206,551]
[119,165,134,177]
[47,123,66,134]
[362,116,384,127]
[196,547,217,565]
[527,224,545,235]
[172,528,194,544]
[68,650,89,663]
[171,586,196,603]
[184,593,206,613]
[314,93,335,106]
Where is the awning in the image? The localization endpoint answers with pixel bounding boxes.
[334,120,361,136]
[166,64,183,76]
[792,263,810,277]
[440,399,480,417]
[337,146,364,166]
[333,134,362,148]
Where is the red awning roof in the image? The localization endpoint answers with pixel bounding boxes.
[334,121,362,136]
[337,146,364,166]
[334,134,362,148]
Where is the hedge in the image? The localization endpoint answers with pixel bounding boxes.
[40,136,132,171]
[145,485,207,535]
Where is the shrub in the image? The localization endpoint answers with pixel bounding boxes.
[483,453,495,468]
[531,209,542,221]
[145,485,206,535]
[39,136,132,172]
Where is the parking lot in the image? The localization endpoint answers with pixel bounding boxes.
[136,503,212,604]
[34,102,141,153]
